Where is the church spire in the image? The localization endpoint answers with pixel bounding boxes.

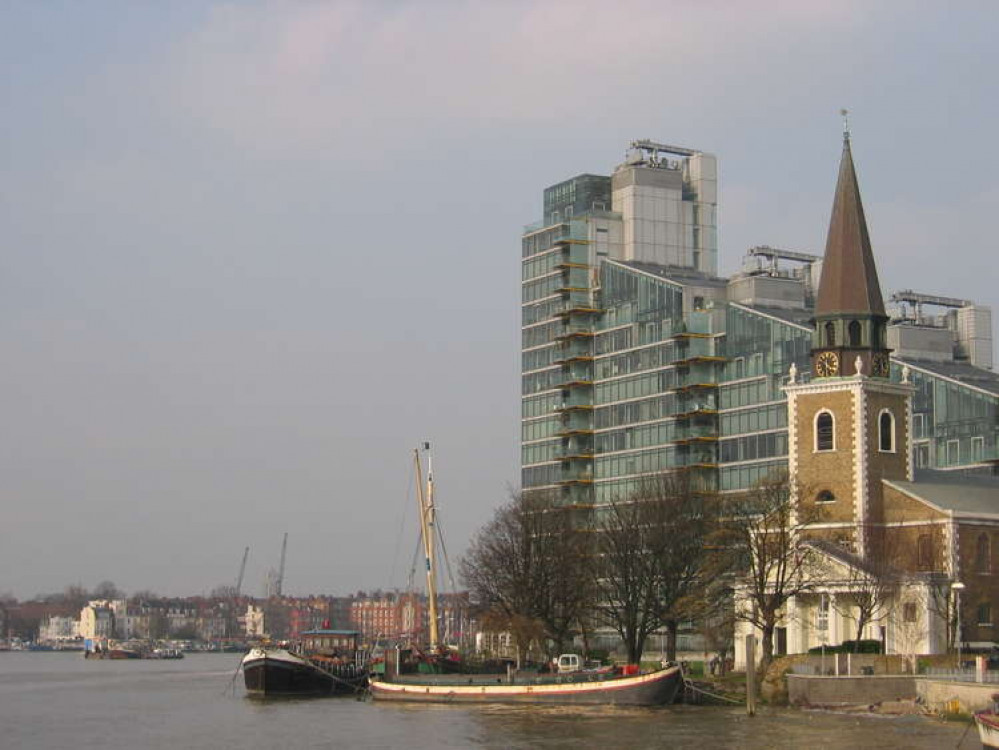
[811,121,891,379]
[815,129,885,317]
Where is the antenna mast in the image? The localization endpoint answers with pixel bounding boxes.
[414,443,440,650]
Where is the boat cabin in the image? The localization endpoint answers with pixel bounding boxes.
[300,629,360,655]
[557,654,582,674]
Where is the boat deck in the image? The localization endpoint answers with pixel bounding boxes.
[390,669,632,687]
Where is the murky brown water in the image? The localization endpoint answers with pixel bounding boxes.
[0,652,973,749]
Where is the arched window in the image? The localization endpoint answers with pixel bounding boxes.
[825,321,836,346]
[816,490,836,503]
[815,411,835,451]
[848,320,862,347]
[917,534,933,570]
[879,410,895,452]
[977,533,991,574]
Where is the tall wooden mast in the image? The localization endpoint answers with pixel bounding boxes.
[414,443,440,649]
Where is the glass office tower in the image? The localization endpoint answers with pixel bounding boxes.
[521,142,998,505]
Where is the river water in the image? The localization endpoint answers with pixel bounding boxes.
[0,652,973,749]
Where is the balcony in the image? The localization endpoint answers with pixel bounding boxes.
[675,407,718,420]
[557,408,593,436]
[675,382,719,393]
[555,327,596,341]
[556,363,593,390]
[553,354,594,366]
[557,467,594,485]
[554,400,594,413]
[556,447,595,461]
[556,426,595,438]
[555,304,603,318]
[674,434,719,446]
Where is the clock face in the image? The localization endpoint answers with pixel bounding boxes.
[872,353,889,378]
[815,351,840,378]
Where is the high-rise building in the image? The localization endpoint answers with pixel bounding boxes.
[521,140,998,506]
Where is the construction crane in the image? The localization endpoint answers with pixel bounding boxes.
[275,533,288,597]
[234,546,249,598]
[890,289,971,322]
[747,245,822,270]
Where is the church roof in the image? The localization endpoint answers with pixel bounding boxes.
[885,470,999,517]
[803,538,900,578]
[814,137,886,318]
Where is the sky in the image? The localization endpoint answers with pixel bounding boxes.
[1,1,996,600]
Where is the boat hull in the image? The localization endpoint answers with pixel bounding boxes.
[976,711,999,749]
[242,648,365,697]
[369,665,682,706]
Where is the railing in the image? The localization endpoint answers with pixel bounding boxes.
[924,667,999,683]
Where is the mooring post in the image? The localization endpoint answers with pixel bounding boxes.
[746,634,756,717]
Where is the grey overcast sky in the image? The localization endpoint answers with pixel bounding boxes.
[2,1,996,600]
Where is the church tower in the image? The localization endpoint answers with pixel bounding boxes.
[785,126,915,555]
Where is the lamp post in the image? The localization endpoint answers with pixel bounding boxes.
[952,581,966,670]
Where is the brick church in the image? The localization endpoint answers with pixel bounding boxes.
[735,130,999,665]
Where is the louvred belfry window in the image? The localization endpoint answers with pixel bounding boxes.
[816,412,834,451]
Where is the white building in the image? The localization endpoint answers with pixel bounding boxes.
[38,615,81,643]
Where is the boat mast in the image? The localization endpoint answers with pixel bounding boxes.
[414,443,440,650]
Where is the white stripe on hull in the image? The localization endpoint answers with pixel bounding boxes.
[370,666,681,705]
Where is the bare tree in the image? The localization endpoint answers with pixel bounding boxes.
[715,472,821,676]
[210,585,238,599]
[460,490,592,663]
[93,581,122,600]
[63,584,90,607]
[909,525,958,653]
[697,579,736,672]
[824,526,902,651]
[592,471,718,663]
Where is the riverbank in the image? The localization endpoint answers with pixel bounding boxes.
[0,652,968,750]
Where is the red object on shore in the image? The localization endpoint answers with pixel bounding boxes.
[621,664,639,676]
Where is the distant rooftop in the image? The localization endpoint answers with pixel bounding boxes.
[896,357,999,397]
[737,304,813,328]
[617,260,729,289]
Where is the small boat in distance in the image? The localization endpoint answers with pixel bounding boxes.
[242,629,367,697]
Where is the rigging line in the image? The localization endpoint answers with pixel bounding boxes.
[434,515,458,595]
[223,653,244,696]
[388,462,417,591]
[407,530,422,594]
[681,679,742,705]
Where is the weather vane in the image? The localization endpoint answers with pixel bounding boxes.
[840,108,850,142]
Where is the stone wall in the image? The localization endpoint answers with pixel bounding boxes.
[788,673,999,715]
[787,675,917,706]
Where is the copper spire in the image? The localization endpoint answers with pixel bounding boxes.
[814,133,886,317]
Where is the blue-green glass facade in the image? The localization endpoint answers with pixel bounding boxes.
[522,203,998,507]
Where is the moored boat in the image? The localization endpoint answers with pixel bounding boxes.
[976,707,999,748]
[369,658,682,706]
[242,629,368,697]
